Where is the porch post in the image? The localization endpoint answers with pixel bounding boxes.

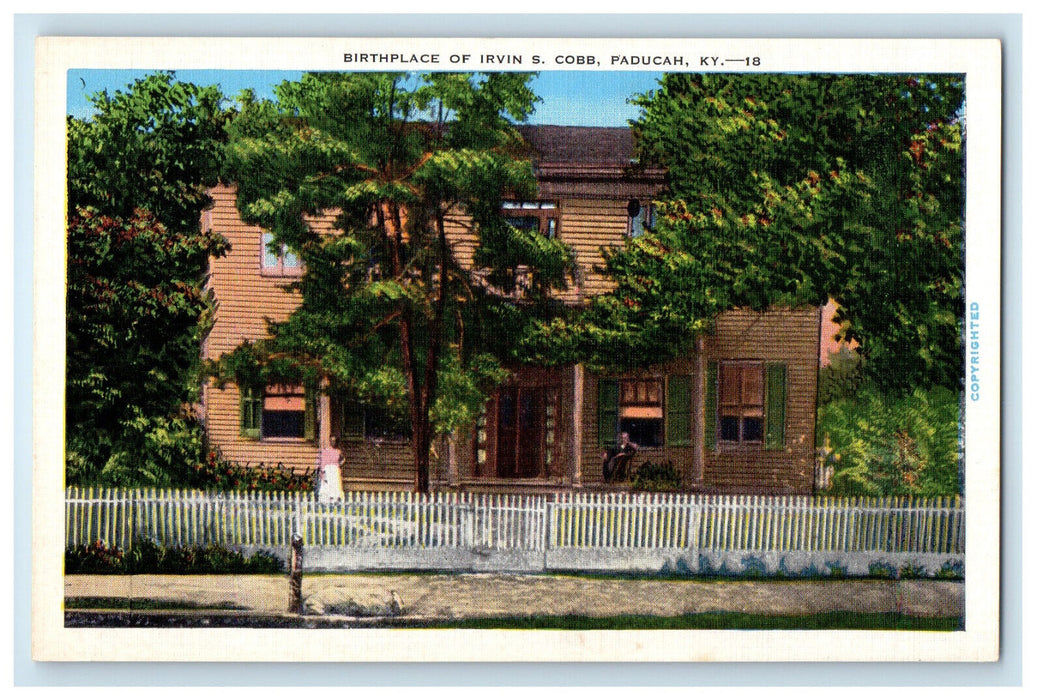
[447,432,459,487]
[691,338,706,491]
[318,391,332,450]
[570,364,584,488]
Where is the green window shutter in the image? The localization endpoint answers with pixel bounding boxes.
[597,379,619,448]
[765,363,787,450]
[343,400,365,440]
[303,387,317,442]
[703,363,718,451]
[666,375,693,446]
[239,386,260,439]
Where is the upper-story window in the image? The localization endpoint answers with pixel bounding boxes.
[502,200,559,238]
[627,199,656,237]
[261,232,302,276]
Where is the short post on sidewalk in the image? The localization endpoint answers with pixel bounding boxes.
[288,533,303,614]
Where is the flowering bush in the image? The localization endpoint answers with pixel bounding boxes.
[65,539,284,575]
[188,451,312,492]
[65,541,126,574]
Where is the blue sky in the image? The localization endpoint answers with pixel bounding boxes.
[67,69,664,127]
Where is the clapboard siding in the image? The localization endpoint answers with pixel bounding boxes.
[575,308,819,494]
[202,186,319,476]
[557,198,629,298]
[204,382,428,485]
[337,439,416,483]
[703,307,821,494]
[203,184,338,360]
[204,185,419,484]
[443,211,479,271]
[438,198,629,302]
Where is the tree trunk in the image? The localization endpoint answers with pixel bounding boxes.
[414,212,450,494]
[387,201,436,494]
[413,421,431,493]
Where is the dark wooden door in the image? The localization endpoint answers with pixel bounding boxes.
[496,387,542,478]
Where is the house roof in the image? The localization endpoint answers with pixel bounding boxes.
[515,125,663,199]
[516,125,636,166]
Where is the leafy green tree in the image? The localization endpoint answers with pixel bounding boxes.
[616,73,965,392]
[66,73,229,485]
[817,385,962,496]
[217,72,574,492]
[68,72,227,231]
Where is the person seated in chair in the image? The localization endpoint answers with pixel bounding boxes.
[602,431,638,483]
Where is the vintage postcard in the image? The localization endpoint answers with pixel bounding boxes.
[33,36,1001,663]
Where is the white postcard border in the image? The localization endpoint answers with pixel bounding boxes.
[33,36,1002,663]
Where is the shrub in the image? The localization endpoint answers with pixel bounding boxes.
[630,460,684,492]
[740,555,769,578]
[817,384,961,496]
[66,411,209,488]
[187,453,313,492]
[697,554,728,577]
[65,539,285,575]
[65,541,126,574]
[245,550,285,573]
[935,560,964,580]
[123,537,163,573]
[66,412,312,492]
[157,543,199,574]
[868,561,898,579]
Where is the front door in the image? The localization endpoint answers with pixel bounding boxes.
[481,385,560,479]
[496,387,542,478]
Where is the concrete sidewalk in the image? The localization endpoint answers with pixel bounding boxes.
[64,573,964,620]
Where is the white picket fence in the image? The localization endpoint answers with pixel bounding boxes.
[65,487,964,557]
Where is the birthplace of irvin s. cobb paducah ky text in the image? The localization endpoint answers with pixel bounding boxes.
[200,125,830,495]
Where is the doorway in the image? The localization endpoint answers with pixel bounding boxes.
[483,385,560,479]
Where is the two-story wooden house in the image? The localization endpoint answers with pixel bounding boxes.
[200,125,821,494]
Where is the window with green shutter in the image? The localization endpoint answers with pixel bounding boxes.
[259,385,310,440]
[718,362,764,445]
[666,374,693,446]
[597,379,619,448]
[764,363,787,450]
[619,378,664,447]
[239,386,261,439]
[710,362,786,449]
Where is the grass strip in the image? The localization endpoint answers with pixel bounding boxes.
[408,611,963,631]
[62,610,962,630]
